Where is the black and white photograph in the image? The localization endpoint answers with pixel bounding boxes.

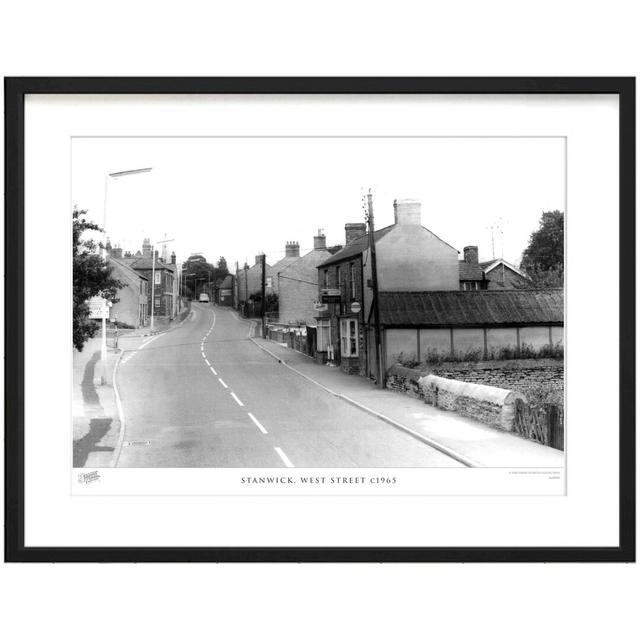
[72,135,565,477]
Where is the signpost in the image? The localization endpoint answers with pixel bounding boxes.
[88,296,111,385]
[350,301,361,314]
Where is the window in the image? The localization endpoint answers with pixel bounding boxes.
[155,296,160,307]
[155,271,161,285]
[340,318,359,357]
[323,269,328,287]
[266,276,273,288]
[336,266,341,288]
[463,281,479,291]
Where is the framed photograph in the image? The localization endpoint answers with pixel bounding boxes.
[4,77,635,562]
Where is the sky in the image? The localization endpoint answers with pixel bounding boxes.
[71,136,565,270]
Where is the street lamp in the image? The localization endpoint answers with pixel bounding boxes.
[100,166,152,385]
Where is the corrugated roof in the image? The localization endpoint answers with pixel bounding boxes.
[458,260,485,281]
[378,289,563,327]
[318,226,394,267]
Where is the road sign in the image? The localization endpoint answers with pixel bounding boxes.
[88,296,109,319]
[350,301,362,314]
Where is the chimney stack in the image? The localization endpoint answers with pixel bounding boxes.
[345,222,366,245]
[255,253,264,266]
[285,241,300,258]
[463,246,479,265]
[393,199,422,226]
[171,251,176,265]
[313,229,326,250]
[111,246,123,259]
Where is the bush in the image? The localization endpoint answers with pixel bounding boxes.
[520,382,564,408]
[393,352,420,368]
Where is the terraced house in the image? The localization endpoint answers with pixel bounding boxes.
[315,199,563,379]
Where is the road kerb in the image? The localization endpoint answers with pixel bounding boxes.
[111,348,127,468]
[248,338,479,468]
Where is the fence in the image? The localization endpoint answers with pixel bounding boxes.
[514,399,564,450]
[266,323,317,358]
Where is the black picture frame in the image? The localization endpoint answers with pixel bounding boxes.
[4,77,635,563]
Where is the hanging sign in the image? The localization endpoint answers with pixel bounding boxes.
[321,288,341,304]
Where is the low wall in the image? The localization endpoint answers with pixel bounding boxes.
[419,375,524,431]
[386,364,524,431]
[429,359,564,397]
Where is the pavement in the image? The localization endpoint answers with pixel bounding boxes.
[73,303,564,469]
[72,336,122,468]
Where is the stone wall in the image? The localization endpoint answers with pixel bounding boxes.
[385,362,554,432]
[429,358,564,397]
[418,375,523,431]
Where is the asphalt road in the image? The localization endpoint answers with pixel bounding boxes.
[115,303,463,467]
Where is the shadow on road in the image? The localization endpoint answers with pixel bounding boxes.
[73,417,115,468]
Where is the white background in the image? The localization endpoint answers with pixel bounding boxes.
[1,2,638,640]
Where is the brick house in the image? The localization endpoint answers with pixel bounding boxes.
[316,199,461,375]
[479,258,531,289]
[121,239,178,318]
[269,242,301,295]
[277,231,332,325]
[107,253,149,328]
[458,246,489,290]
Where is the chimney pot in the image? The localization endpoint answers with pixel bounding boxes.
[285,241,300,258]
[463,246,479,265]
[313,232,326,250]
[345,222,366,245]
[393,199,422,226]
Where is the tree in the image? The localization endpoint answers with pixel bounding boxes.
[73,208,122,351]
[520,210,564,288]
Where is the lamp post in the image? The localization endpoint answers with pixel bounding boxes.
[101,166,152,384]
[150,237,175,333]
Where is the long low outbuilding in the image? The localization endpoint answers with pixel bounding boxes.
[364,288,563,377]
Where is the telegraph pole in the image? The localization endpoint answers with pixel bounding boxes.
[366,191,384,387]
[261,253,267,338]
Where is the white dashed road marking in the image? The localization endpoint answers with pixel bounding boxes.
[248,412,268,435]
[274,447,294,468]
[209,365,217,375]
[230,392,244,407]
[218,378,228,389]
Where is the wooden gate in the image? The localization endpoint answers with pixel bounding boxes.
[514,399,564,451]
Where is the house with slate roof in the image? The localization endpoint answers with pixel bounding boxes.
[479,258,531,289]
[277,231,332,325]
[118,239,178,318]
[107,255,149,328]
[314,199,564,378]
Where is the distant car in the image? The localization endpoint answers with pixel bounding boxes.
[198,293,210,303]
